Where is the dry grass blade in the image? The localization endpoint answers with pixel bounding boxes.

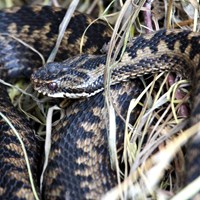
[1,33,45,65]
[40,105,63,191]
[193,0,199,31]
[47,0,80,62]
[167,80,189,124]
[171,176,200,200]
[166,0,173,29]
[0,79,41,103]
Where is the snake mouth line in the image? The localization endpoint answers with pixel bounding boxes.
[47,88,104,98]
[32,77,104,98]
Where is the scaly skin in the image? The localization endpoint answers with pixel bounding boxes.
[32,29,200,199]
[0,85,42,199]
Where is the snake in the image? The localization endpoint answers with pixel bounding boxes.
[0,4,200,200]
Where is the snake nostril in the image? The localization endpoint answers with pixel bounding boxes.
[48,82,58,91]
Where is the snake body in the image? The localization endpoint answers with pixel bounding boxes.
[0,5,114,199]
[0,85,42,199]
[43,80,143,199]
[0,6,111,78]
[32,29,200,98]
[0,5,200,200]
[32,29,200,199]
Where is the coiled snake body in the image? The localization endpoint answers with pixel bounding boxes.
[0,5,200,200]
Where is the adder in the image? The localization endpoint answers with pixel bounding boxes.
[0,5,200,200]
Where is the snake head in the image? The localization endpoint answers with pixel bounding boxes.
[31,62,64,97]
[31,54,106,98]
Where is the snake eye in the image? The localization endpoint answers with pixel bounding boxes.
[48,82,58,91]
